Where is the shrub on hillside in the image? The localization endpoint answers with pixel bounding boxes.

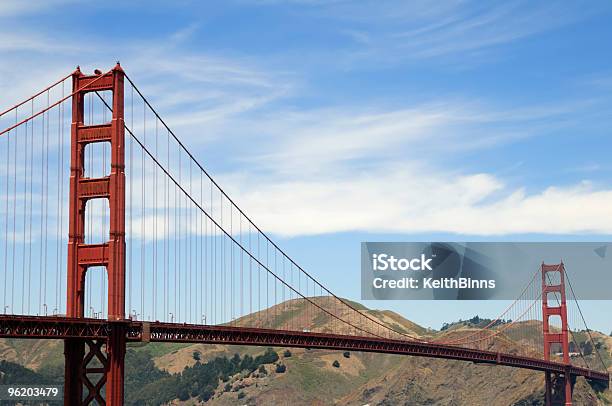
[192,351,201,362]
[178,388,189,401]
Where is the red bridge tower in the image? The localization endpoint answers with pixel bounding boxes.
[65,64,127,405]
[541,262,573,406]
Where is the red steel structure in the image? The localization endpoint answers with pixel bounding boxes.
[542,262,573,405]
[65,64,127,405]
[0,315,608,384]
[0,65,608,406]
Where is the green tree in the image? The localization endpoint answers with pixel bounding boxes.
[255,347,279,364]
[193,351,201,362]
[582,341,593,356]
[178,387,189,401]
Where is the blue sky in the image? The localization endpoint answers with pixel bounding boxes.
[1,0,612,332]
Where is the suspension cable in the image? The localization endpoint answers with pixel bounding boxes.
[436,266,541,345]
[564,267,607,371]
[0,71,111,137]
[0,73,71,118]
[121,74,420,340]
[95,92,400,340]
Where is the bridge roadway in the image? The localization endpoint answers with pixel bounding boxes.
[1,315,609,385]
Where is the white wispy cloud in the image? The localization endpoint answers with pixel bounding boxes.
[215,97,597,177]
[244,0,600,68]
[0,0,78,17]
[228,171,612,236]
[206,100,612,237]
[387,2,569,59]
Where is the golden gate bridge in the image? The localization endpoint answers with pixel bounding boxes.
[0,64,608,405]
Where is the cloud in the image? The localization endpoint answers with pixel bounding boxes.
[244,0,601,68]
[219,165,612,237]
[216,97,597,178]
[386,2,571,59]
[200,99,612,237]
[0,0,77,18]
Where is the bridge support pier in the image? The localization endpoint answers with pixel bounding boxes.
[545,371,552,404]
[565,374,573,406]
[544,370,574,406]
[64,339,84,404]
[106,323,126,405]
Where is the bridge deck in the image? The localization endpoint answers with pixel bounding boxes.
[0,315,608,385]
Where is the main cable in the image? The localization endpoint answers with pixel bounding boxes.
[122,73,417,340]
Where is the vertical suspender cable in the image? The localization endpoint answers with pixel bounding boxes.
[174,165,178,321]
[229,204,235,320]
[203,176,206,323]
[220,194,223,323]
[141,102,146,318]
[256,231,260,325]
[38,96,46,314]
[59,83,65,315]
[10,108,18,313]
[153,116,158,320]
[249,222,252,317]
[27,101,34,314]
[164,127,169,321]
[198,170,202,322]
[55,88,61,311]
[188,160,192,322]
[240,212,243,320]
[178,146,182,321]
[21,115,28,314]
[3,116,8,313]
[128,84,133,317]
[43,90,51,314]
